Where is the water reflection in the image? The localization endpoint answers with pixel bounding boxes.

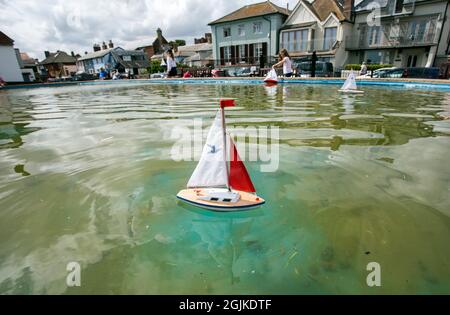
[0,94,39,149]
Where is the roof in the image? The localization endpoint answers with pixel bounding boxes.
[209,1,291,25]
[177,43,212,55]
[281,21,317,30]
[78,48,115,61]
[41,51,77,65]
[20,52,37,66]
[0,31,14,46]
[309,0,346,22]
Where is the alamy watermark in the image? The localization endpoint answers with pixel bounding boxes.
[170,119,280,173]
[366,262,382,287]
[66,262,81,287]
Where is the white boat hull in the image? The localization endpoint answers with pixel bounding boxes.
[339,89,364,94]
[177,188,265,212]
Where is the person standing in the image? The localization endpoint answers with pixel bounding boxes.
[165,49,177,78]
[360,62,368,76]
[0,75,5,87]
[311,51,318,78]
[272,49,293,78]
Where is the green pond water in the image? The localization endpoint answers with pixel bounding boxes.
[0,83,450,295]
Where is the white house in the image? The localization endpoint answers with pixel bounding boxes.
[0,31,24,82]
[279,0,355,70]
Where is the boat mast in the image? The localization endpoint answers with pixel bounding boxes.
[221,107,231,192]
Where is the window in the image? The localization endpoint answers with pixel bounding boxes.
[254,43,263,58]
[395,0,404,14]
[409,20,431,43]
[238,25,245,37]
[323,27,337,50]
[282,30,309,52]
[239,45,246,62]
[123,55,132,62]
[368,26,381,46]
[253,22,262,34]
[223,27,231,38]
[223,46,231,61]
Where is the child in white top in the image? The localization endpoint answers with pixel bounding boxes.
[272,49,293,78]
[165,49,177,78]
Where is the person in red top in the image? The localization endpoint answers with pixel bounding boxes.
[183,71,192,78]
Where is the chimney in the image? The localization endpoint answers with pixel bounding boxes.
[93,44,101,52]
[343,0,355,22]
[108,40,114,48]
[205,33,212,44]
[44,51,50,58]
[102,41,108,50]
[71,51,75,57]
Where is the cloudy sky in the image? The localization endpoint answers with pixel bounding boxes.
[0,0,306,60]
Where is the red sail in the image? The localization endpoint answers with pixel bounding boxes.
[229,139,256,193]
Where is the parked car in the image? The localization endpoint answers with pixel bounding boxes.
[73,72,97,81]
[150,73,167,79]
[403,67,440,79]
[211,69,229,78]
[293,61,334,77]
[359,67,397,78]
[378,67,440,79]
[235,67,253,77]
[378,68,406,78]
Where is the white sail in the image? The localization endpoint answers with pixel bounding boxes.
[342,71,358,90]
[187,111,228,188]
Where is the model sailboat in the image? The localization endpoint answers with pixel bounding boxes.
[339,70,364,94]
[177,100,265,212]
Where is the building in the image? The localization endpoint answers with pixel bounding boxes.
[136,28,170,60]
[346,0,450,68]
[194,33,213,44]
[279,0,354,69]
[176,43,214,67]
[0,31,24,82]
[18,51,39,82]
[77,45,149,76]
[209,1,291,68]
[40,51,77,78]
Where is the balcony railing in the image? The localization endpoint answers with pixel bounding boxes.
[346,21,439,50]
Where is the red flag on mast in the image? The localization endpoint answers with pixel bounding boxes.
[229,139,256,193]
[220,99,235,108]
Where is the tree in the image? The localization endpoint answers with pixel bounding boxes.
[169,39,186,49]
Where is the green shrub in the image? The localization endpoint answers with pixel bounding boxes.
[148,60,165,74]
[345,64,393,71]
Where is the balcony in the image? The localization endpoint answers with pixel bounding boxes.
[346,21,439,50]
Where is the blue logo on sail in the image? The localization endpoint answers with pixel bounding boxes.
[207,144,219,154]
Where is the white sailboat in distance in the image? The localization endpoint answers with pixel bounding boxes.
[177,99,265,212]
[339,70,364,94]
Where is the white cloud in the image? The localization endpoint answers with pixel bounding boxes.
[0,0,299,60]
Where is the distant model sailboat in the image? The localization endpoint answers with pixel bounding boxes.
[177,100,265,212]
[264,69,278,85]
[339,70,364,94]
